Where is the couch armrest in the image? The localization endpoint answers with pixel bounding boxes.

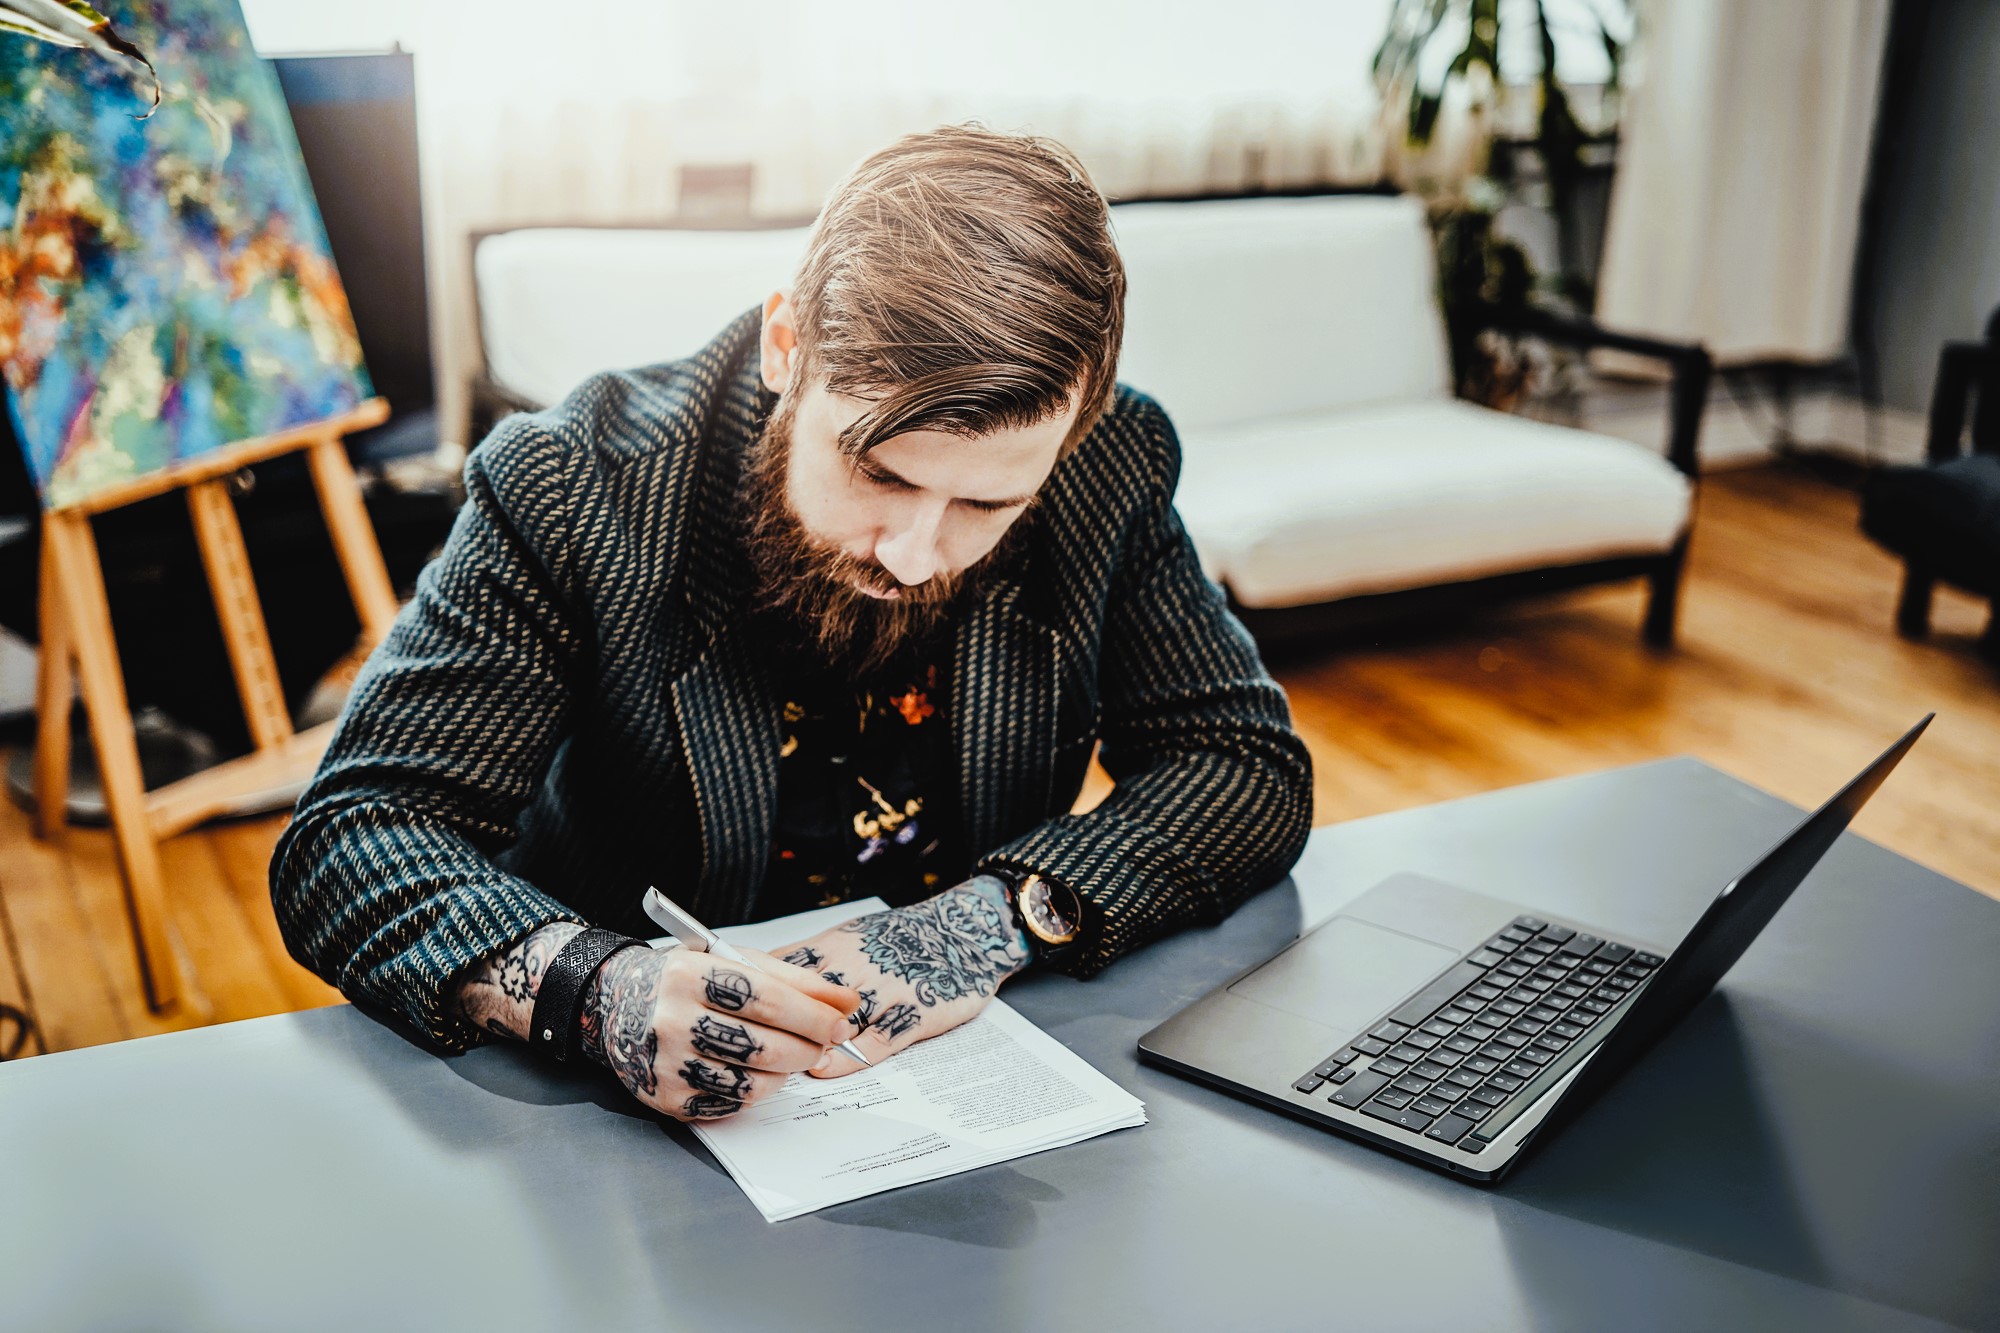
[468,374,547,447]
[1489,307,1714,480]
[1927,341,1987,465]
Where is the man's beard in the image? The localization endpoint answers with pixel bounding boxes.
[740,399,1029,679]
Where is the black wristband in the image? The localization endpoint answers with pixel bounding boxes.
[528,928,640,1064]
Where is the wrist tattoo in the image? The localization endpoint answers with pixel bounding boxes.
[838,883,1029,1008]
[451,922,586,1042]
[680,1059,753,1099]
[691,1015,764,1064]
[703,967,754,1012]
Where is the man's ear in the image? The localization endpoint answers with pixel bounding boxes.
[760,290,800,395]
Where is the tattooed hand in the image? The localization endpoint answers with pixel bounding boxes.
[578,944,864,1122]
[772,874,1033,1080]
[450,922,863,1124]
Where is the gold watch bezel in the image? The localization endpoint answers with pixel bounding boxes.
[1017,873,1081,947]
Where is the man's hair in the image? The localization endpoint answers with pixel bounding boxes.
[788,122,1126,460]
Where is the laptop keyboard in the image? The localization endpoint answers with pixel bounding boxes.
[1290,917,1661,1152]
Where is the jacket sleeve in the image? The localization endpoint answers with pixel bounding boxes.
[269,415,591,1052]
[976,401,1314,976]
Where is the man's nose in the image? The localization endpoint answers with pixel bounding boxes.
[873,502,947,586]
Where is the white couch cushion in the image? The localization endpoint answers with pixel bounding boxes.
[1112,194,1450,434]
[476,226,811,408]
[1173,400,1692,608]
[475,195,1450,431]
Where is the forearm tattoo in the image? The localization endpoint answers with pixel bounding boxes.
[450,922,586,1041]
[838,883,1028,1007]
[691,1015,764,1064]
[703,967,753,1012]
[580,946,663,1097]
[680,1059,753,1099]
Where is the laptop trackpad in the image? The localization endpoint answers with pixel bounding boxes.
[1228,918,1462,1037]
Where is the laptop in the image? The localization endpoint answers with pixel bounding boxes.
[1138,715,1933,1182]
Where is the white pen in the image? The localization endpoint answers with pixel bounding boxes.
[642,885,874,1068]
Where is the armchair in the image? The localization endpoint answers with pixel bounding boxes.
[1860,306,2000,661]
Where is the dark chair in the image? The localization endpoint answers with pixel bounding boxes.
[1861,306,2000,662]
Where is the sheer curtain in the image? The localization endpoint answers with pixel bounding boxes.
[1593,0,1892,368]
[245,0,1396,446]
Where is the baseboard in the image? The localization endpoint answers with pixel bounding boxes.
[1566,384,1930,474]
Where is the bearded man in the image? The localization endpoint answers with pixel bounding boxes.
[271,124,1312,1123]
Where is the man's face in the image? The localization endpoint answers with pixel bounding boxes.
[745,291,1078,674]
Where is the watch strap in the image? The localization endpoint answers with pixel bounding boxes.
[528,927,641,1063]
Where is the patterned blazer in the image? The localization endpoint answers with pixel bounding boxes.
[271,307,1313,1051]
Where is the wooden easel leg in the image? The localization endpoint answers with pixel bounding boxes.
[306,436,398,645]
[187,479,294,751]
[45,511,183,1011]
[34,525,74,839]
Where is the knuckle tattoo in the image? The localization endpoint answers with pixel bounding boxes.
[873,1002,921,1039]
[703,967,754,1012]
[691,1014,764,1064]
[681,1093,740,1120]
[679,1059,753,1099]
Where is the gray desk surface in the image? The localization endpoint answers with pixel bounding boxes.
[3,758,1996,1332]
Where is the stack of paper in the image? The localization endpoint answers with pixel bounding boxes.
[674,900,1147,1222]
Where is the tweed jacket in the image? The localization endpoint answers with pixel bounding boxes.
[271,307,1313,1051]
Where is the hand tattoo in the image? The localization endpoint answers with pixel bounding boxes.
[703,967,753,1012]
[819,970,847,987]
[839,887,1026,1007]
[582,947,663,1097]
[682,1094,741,1119]
[847,986,878,1030]
[873,1003,922,1039]
[691,1015,764,1064]
[781,946,824,969]
[680,1059,752,1099]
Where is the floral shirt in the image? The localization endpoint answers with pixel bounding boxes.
[758,635,968,918]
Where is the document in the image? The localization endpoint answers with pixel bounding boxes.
[665,899,1148,1222]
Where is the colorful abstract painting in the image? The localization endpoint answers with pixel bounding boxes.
[0,0,371,508]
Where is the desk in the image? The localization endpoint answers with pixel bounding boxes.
[3,758,1995,1332]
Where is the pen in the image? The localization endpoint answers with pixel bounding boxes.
[642,886,875,1068]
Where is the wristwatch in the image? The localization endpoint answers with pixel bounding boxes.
[990,866,1085,967]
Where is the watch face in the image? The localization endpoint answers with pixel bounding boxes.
[1021,877,1080,945]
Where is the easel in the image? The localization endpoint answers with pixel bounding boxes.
[33,398,394,1010]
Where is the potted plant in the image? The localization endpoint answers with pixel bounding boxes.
[1373,0,1631,408]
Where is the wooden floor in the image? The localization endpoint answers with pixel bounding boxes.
[0,465,1994,1060]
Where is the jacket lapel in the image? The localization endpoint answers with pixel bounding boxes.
[668,311,781,924]
[954,579,1061,855]
[670,623,779,924]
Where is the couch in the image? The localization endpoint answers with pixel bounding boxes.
[471,193,1711,650]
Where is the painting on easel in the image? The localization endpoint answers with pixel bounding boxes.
[0,0,373,509]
